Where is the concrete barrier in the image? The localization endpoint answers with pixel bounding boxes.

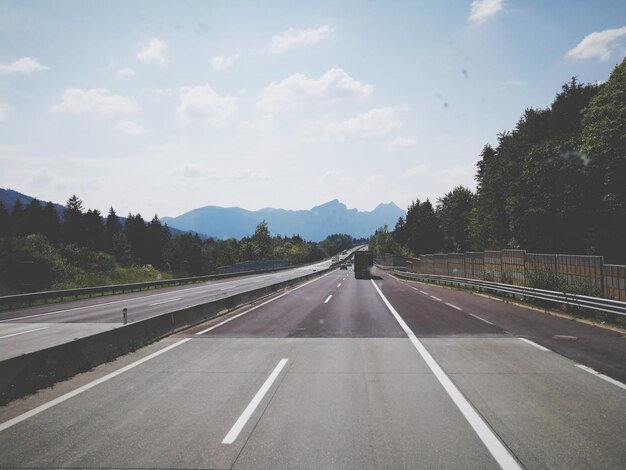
[0,267,331,405]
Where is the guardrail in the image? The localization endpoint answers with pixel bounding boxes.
[0,266,292,312]
[0,263,338,405]
[393,271,626,317]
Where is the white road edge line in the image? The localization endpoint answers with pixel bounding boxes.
[148,297,181,307]
[370,280,522,470]
[576,364,626,391]
[222,358,288,444]
[324,295,333,304]
[469,313,494,325]
[195,271,333,335]
[445,302,462,311]
[518,338,550,352]
[0,326,49,340]
[0,338,191,434]
[430,295,442,302]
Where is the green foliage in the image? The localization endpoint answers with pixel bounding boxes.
[436,186,475,253]
[369,225,408,259]
[395,199,441,256]
[581,59,626,262]
[319,234,353,257]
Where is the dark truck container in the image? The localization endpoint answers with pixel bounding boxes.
[353,250,373,279]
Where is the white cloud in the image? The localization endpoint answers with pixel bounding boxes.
[238,115,274,133]
[366,174,385,184]
[469,0,504,24]
[402,164,430,179]
[51,88,139,116]
[386,137,417,151]
[257,68,373,112]
[115,120,145,135]
[0,103,10,120]
[136,37,168,67]
[177,85,237,128]
[565,27,626,61]
[0,57,48,75]
[211,53,240,71]
[325,105,410,140]
[117,67,136,77]
[270,25,334,53]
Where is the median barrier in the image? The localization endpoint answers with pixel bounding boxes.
[0,266,333,405]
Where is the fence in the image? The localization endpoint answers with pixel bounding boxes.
[216,259,289,274]
[382,249,626,302]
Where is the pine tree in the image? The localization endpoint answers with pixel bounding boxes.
[62,195,84,245]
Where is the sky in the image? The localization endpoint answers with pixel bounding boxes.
[1,0,625,218]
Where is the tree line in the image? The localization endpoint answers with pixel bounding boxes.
[0,195,355,293]
[371,58,626,264]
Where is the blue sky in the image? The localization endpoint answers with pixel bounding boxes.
[1,0,625,218]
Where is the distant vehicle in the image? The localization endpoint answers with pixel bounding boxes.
[331,256,337,262]
[354,250,373,279]
[342,249,348,255]
[340,263,348,270]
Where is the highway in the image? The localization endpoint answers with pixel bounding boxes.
[0,258,335,361]
[1,266,625,469]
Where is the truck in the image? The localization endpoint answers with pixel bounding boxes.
[353,250,373,279]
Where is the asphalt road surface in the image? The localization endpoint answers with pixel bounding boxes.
[0,266,624,469]
[0,258,336,360]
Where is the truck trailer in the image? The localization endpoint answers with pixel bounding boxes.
[353,250,373,279]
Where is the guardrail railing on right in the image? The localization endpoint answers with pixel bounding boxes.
[393,271,626,317]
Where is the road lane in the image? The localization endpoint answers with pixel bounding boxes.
[373,269,626,470]
[0,259,334,360]
[385,269,626,382]
[1,263,625,469]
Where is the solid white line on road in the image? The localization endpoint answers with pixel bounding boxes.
[222,358,288,444]
[430,295,442,302]
[324,295,333,304]
[0,326,49,340]
[0,338,191,434]
[337,283,342,288]
[576,364,626,391]
[469,313,494,325]
[195,271,334,335]
[445,302,462,311]
[371,280,522,470]
[148,297,181,306]
[518,338,550,352]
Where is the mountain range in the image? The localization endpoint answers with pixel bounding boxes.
[1,189,406,241]
[161,199,405,241]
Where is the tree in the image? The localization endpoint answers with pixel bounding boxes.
[83,209,105,251]
[0,202,11,237]
[146,214,170,267]
[436,186,475,253]
[41,202,60,244]
[251,220,272,260]
[22,199,44,236]
[105,207,122,251]
[369,225,407,259]
[581,58,626,262]
[124,213,147,264]
[62,195,84,245]
[11,200,24,236]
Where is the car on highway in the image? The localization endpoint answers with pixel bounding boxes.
[340,263,348,269]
